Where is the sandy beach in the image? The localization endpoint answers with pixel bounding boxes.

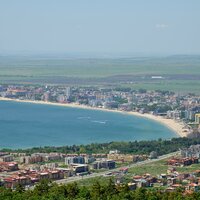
[0,97,189,138]
[128,112,188,137]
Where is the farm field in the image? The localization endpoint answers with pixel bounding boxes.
[0,55,200,93]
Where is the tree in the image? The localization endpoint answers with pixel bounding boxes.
[15,183,25,194]
[0,187,13,200]
[78,186,91,199]
[66,182,79,199]
[34,179,52,197]
[105,178,117,197]
[132,188,147,200]
[91,180,102,200]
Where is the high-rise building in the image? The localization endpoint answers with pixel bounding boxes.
[66,87,71,100]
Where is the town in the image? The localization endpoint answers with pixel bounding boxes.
[1,145,200,194]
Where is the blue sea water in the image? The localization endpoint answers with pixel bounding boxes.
[0,101,177,149]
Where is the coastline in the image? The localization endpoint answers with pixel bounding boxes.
[0,97,188,138]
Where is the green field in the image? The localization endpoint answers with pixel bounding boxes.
[127,160,168,176]
[127,160,200,177]
[0,55,200,93]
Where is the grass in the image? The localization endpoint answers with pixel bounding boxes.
[126,160,200,177]
[175,163,200,174]
[127,160,168,177]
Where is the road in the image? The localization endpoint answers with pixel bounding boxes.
[55,151,180,185]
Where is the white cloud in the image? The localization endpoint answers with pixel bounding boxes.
[155,24,169,29]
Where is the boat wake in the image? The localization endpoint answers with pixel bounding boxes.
[91,120,107,124]
[77,116,91,120]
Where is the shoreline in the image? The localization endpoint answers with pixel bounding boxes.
[0,97,189,138]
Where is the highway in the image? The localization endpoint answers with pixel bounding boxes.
[55,151,180,185]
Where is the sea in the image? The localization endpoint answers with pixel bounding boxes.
[0,101,177,149]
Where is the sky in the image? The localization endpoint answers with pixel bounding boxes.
[0,0,200,56]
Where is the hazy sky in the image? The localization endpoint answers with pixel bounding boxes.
[0,0,200,55]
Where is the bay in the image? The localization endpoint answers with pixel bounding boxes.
[0,101,177,149]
